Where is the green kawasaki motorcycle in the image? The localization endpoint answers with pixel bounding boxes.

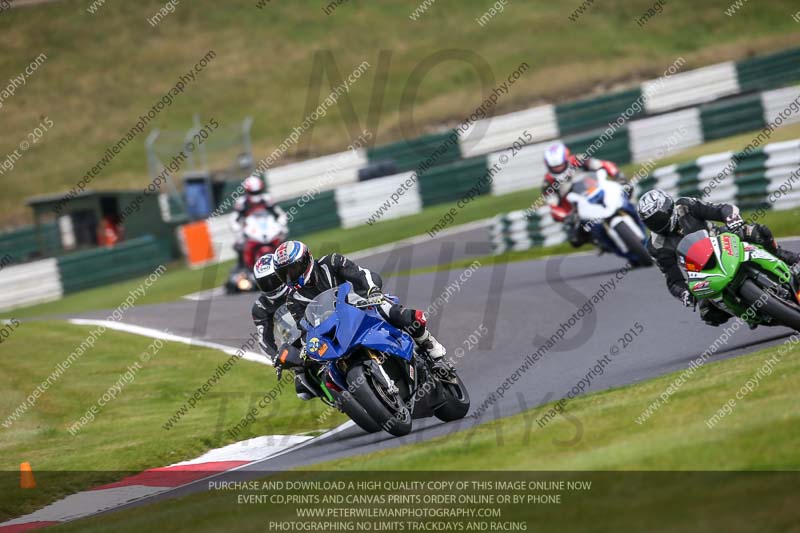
[678,229,800,331]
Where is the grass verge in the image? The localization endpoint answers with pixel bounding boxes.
[0,321,346,522]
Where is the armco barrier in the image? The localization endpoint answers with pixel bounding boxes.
[761,86,800,127]
[57,236,173,294]
[280,189,341,236]
[736,47,800,93]
[569,125,632,164]
[266,148,366,200]
[492,137,800,254]
[638,137,800,209]
[0,258,63,312]
[335,171,422,228]
[490,208,566,254]
[555,88,644,136]
[700,92,765,142]
[367,131,461,173]
[458,105,558,158]
[252,47,799,207]
[642,61,740,114]
[418,156,490,208]
[160,47,799,267]
[487,141,550,196]
[630,108,704,162]
[179,81,795,269]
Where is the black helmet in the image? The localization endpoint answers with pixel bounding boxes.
[253,253,287,298]
[274,241,314,289]
[637,188,675,234]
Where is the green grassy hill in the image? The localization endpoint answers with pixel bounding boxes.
[1,0,799,226]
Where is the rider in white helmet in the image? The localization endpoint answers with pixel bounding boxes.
[541,142,626,247]
[251,253,291,361]
[231,174,289,268]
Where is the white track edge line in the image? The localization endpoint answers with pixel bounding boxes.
[67,319,271,366]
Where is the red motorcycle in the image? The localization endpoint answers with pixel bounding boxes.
[226,209,287,293]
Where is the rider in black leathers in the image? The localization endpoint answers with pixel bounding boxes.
[638,189,800,326]
[251,253,318,400]
[272,241,447,366]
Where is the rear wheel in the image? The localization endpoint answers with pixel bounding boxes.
[433,373,470,422]
[740,279,800,332]
[615,222,653,267]
[348,364,412,437]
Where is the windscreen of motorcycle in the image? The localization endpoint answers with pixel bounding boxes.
[677,230,716,272]
[305,287,338,328]
[273,304,302,346]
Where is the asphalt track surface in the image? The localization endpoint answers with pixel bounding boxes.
[71,234,800,510]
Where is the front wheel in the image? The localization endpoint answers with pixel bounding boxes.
[348,364,412,437]
[740,279,800,332]
[330,389,381,434]
[614,222,653,267]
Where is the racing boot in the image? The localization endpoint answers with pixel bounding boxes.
[414,330,446,360]
[414,330,454,380]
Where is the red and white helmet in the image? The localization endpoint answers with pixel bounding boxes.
[243,175,265,196]
[274,240,314,289]
[544,142,571,176]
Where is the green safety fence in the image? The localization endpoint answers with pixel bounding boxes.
[367,130,461,173]
[567,126,633,165]
[736,47,800,94]
[700,93,766,142]
[57,235,174,294]
[555,87,644,136]
[0,222,61,264]
[418,156,490,208]
[279,189,340,237]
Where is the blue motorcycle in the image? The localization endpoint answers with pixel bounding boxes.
[565,170,653,267]
[297,282,470,437]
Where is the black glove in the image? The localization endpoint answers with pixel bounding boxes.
[725,213,744,231]
[365,286,385,305]
[680,290,696,308]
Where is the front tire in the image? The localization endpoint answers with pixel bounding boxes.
[740,279,800,332]
[330,389,381,434]
[348,364,412,437]
[614,222,653,267]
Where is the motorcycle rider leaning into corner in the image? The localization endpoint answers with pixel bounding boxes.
[251,253,290,362]
[231,174,289,268]
[541,141,627,248]
[637,188,800,327]
[271,240,451,378]
[251,252,318,401]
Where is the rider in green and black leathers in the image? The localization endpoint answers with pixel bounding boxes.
[637,189,800,326]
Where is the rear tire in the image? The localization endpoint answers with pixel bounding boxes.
[740,279,800,332]
[615,222,653,267]
[348,364,412,437]
[433,373,471,422]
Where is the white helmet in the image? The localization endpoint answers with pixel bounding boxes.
[544,142,571,175]
[253,253,287,299]
[243,175,265,196]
